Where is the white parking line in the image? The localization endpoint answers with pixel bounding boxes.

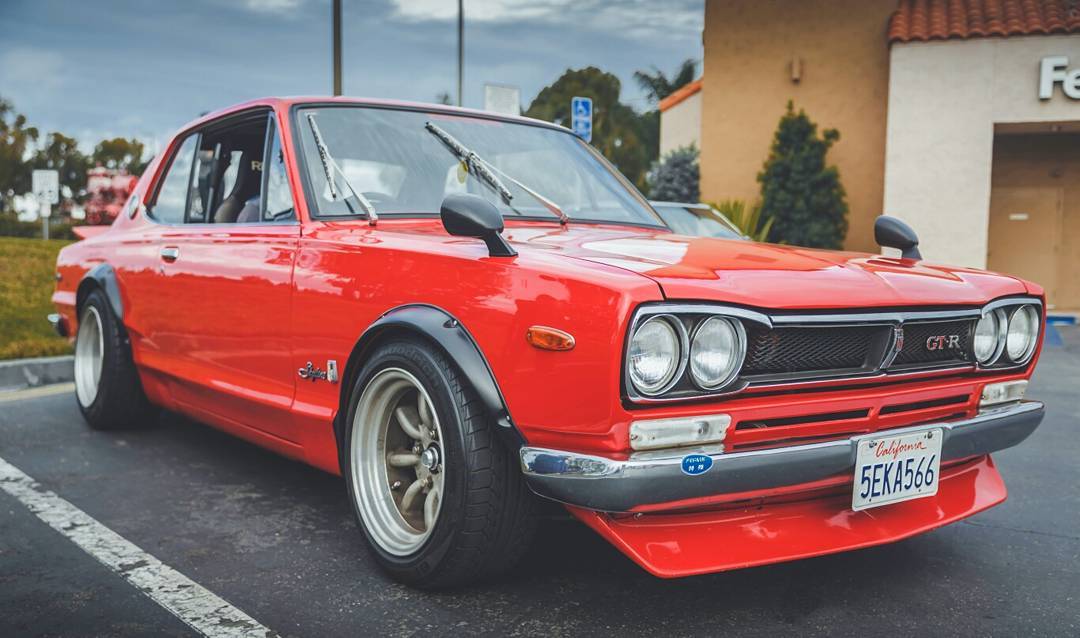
[0,456,275,638]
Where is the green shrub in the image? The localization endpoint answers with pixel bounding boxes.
[709,199,774,242]
[0,213,77,240]
[647,144,699,202]
[757,102,848,249]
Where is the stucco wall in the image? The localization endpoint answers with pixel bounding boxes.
[883,35,1080,269]
[700,0,896,252]
[659,91,702,157]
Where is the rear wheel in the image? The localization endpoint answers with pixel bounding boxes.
[74,289,156,430]
[344,338,536,589]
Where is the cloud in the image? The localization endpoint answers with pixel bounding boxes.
[243,0,304,13]
[389,0,702,40]
[0,48,66,98]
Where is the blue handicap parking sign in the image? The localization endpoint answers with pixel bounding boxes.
[570,96,593,143]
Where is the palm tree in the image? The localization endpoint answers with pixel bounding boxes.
[633,59,698,104]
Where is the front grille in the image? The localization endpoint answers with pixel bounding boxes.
[743,324,887,376]
[892,319,975,367]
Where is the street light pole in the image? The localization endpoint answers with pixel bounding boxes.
[332,0,342,96]
[457,0,464,106]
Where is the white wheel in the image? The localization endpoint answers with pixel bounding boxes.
[349,367,445,557]
[74,305,104,408]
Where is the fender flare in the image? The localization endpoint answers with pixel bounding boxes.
[78,263,124,320]
[340,304,524,450]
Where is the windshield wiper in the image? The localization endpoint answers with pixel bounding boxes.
[424,122,568,225]
[306,113,378,225]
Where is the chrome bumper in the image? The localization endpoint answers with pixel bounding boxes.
[520,400,1044,512]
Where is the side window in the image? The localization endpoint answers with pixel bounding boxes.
[150,134,197,223]
[187,143,218,223]
[262,118,295,221]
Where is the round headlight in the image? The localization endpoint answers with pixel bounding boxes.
[628,316,683,395]
[1005,304,1039,363]
[973,310,1002,364]
[689,317,744,389]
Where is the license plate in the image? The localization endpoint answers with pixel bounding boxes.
[852,428,942,511]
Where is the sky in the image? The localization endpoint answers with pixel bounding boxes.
[0,0,703,155]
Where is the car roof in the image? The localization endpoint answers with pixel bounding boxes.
[180,96,570,137]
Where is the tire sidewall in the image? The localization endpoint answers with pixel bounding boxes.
[343,339,471,578]
[77,291,122,424]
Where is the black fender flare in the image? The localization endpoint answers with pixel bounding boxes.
[77,263,124,321]
[338,304,524,454]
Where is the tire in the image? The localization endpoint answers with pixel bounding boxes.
[343,338,537,589]
[74,289,157,430]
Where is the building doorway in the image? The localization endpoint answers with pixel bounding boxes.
[988,132,1080,311]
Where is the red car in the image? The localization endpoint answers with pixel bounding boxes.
[50,97,1045,588]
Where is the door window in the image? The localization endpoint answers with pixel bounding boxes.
[150,134,197,224]
[262,118,296,222]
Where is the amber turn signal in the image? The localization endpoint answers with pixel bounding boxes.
[526,326,575,351]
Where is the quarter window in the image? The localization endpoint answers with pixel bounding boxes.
[150,134,197,224]
[262,118,295,221]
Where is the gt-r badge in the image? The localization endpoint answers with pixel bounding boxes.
[681,454,713,476]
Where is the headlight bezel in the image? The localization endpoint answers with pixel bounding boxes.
[626,314,688,397]
[623,305,763,402]
[1004,304,1040,364]
[973,299,1042,369]
[688,316,747,390]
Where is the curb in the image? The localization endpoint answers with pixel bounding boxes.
[0,355,74,392]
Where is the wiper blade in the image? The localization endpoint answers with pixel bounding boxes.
[425,122,568,225]
[306,113,378,225]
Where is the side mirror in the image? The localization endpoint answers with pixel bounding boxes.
[874,215,922,260]
[440,193,516,257]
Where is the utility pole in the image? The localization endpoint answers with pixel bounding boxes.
[457,0,464,106]
[332,0,342,96]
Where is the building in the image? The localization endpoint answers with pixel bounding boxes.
[662,0,1080,309]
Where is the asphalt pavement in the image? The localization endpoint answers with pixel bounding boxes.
[1,329,1078,637]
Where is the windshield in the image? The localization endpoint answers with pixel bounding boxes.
[651,203,745,240]
[295,106,661,226]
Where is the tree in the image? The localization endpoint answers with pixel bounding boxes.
[0,97,39,206]
[32,132,89,198]
[92,137,147,174]
[633,58,698,104]
[647,144,699,202]
[757,102,848,249]
[525,67,650,189]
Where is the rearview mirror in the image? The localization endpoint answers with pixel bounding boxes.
[874,215,922,260]
[440,193,516,257]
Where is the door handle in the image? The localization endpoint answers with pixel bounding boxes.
[160,247,180,262]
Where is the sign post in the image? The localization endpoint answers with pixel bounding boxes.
[32,169,59,241]
[570,96,593,143]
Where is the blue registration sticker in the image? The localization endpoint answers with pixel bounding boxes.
[681,454,712,476]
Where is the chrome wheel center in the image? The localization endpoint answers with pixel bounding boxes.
[420,445,440,473]
[74,306,104,409]
[350,368,446,557]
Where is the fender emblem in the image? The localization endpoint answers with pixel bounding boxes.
[298,360,338,383]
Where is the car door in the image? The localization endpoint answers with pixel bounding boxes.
[151,111,301,443]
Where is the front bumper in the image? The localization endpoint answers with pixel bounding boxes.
[520,400,1044,512]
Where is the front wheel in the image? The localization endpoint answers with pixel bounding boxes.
[343,339,536,589]
[74,289,156,430]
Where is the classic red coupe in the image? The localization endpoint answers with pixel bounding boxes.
[50,98,1045,588]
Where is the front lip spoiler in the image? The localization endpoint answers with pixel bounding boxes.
[519,400,1044,512]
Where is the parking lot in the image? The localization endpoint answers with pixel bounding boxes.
[0,328,1077,637]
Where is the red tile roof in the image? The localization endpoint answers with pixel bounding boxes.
[888,0,1080,43]
[659,78,703,112]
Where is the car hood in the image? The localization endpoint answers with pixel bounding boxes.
[501,225,1029,309]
